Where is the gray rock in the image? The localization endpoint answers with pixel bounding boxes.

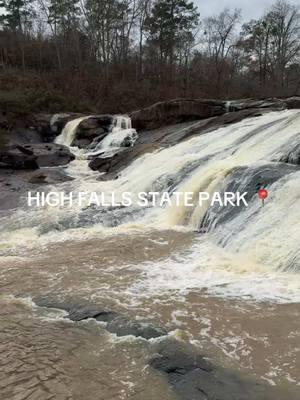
[28,169,74,184]
[0,145,39,170]
[21,143,75,167]
[149,339,289,400]
[130,99,226,130]
[107,316,167,339]
[284,96,300,109]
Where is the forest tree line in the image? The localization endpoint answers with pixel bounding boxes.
[0,0,300,113]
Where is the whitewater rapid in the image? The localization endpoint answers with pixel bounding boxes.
[0,110,300,302]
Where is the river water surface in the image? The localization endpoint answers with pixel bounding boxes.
[0,111,300,399]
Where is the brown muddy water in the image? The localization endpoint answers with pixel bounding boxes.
[0,231,299,400]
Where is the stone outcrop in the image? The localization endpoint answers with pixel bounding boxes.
[0,143,74,170]
[130,99,226,130]
[28,169,74,184]
[150,339,281,400]
[284,96,300,109]
[20,143,75,167]
[32,298,167,340]
[0,145,39,170]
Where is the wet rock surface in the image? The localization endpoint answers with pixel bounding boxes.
[279,143,300,165]
[130,98,226,130]
[0,143,75,169]
[106,316,167,339]
[76,115,113,141]
[199,163,299,233]
[149,339,287,400]
[20,143,75,167]
[89,109,267,176]
[33,298,167,339]
[28,169,74,184]
[0,145,39,170]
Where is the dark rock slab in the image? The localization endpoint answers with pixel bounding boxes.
[28,169,74,184]
[33,297,167,339]
[149,339,287,400]
[89,143,160,176]
[68,306,118,323]
[0,145,39,170]
[130,99,226,130]
[106,316,167,339]
[284,96,300,109]
[33,298,117,322]
[150,340,212,375]
[76,116,113,140]
[20,143,75,167]
[228,98,285,112]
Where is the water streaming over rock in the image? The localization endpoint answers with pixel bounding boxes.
[0,110,300,300]
[1,110,300,398]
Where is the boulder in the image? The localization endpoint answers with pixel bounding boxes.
[21,143,75,167]
[28,169,74,184]
[0,145,39,170]
[130,99,226,130]
[33,113,83,142]
[76,115,113,141]
[150,339,282,400]
[32,297,167,339]
[106,316,167,339]
[284,96,300,109]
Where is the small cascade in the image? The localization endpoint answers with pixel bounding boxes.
[54,114,138,159]
[86,115,137,158]
[55,116,91,147]
[113,115,132,131]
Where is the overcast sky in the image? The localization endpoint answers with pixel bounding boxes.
[195,0,299,20]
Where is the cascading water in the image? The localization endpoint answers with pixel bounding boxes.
[55,116,91,147]
[55,114,138,158]
[1,108,300,398]
[0,109,300,301]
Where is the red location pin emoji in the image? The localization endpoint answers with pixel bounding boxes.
[258,189,268,207]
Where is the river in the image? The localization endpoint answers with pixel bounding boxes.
[0,110,299,399]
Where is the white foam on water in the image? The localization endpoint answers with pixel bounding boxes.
[1,110,300,303]
[130,237,300,303]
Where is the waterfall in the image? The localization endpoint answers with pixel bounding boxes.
[113,115,132,130]
[55,116,91,147]
[1,109,299,283]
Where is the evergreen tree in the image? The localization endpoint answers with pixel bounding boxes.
[0,0,34,33]
[145,0,200,64]
[48,0,80,36]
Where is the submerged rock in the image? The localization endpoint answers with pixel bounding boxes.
[278,143,300,166]
[150,339,279,400]
[106,316,167,339]
[33,298,167,339]
[199,163,299,233]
